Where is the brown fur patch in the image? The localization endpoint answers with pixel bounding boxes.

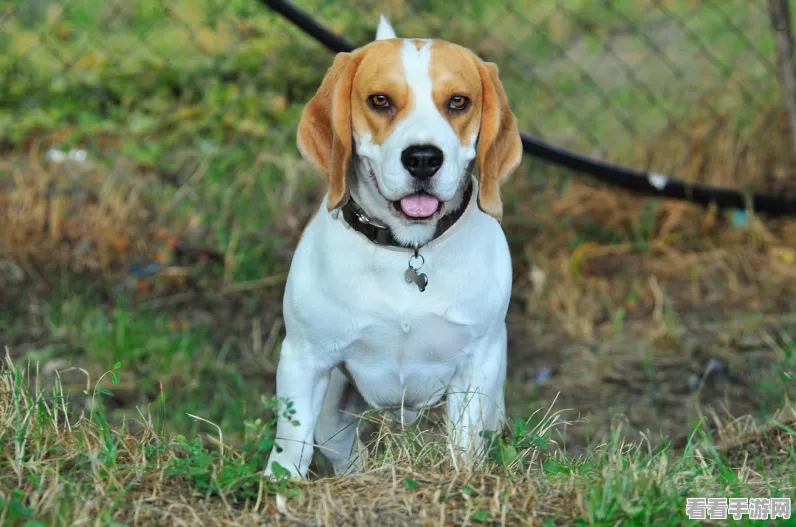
[350,39,408,146]
[429,40,483,146]
[474,60,522,220]
[297,52,362,210]
[349,39,486,148]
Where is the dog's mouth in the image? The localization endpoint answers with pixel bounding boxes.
[392,192,441,220]
[362,160,443,221]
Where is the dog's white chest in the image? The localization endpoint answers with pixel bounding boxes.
[341,292,476,409]
[283,203,512,411]
[318,246,492,408]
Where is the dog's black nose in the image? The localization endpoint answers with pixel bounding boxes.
[401,145,443,180]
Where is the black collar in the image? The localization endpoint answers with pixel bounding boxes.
[341,183,473,249]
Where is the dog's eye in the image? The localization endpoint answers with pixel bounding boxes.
[448,95,469,111]
[369,94,391,110]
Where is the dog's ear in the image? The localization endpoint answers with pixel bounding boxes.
[475,60,522,221]
[297,52,361,210]
[376,14,397,40]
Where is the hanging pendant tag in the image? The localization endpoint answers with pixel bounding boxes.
[405,245,428,292]
[404,265,428,292]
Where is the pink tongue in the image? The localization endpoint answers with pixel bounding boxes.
[400,194,440,218]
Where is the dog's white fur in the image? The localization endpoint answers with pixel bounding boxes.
[264,17,521,478]
[375,13,397,41]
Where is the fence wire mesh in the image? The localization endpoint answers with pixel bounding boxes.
[1,0,794,196]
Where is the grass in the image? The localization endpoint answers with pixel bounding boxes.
[2,352,795,526]
[1,0,796,523]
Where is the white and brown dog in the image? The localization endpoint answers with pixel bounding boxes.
[264,16,522,479]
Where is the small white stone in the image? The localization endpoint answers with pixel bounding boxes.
[67,149,87,162]
[276,494,289,514]
[45,149,66,163]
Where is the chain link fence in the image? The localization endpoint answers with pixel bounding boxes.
[1,0,793,194]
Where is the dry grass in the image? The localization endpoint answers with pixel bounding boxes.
[2,351,794,526]
[0,149,173,279]
[504,111,796,342]
[511,182,796,340]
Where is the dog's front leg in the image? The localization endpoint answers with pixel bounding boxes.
[264,337,331,479]
[446,325,507,464]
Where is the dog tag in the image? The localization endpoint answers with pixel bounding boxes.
[406,246,428,292]
[405,265,428,292]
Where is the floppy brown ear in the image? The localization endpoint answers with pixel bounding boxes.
[475,61,523,221]
[296,52,360,210]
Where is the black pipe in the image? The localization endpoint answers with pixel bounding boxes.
[520,134,796,215]
[261,0,356,52]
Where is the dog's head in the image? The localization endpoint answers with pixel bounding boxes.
[297,16,522,246]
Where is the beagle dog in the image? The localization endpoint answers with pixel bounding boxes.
[264,16,522,479]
